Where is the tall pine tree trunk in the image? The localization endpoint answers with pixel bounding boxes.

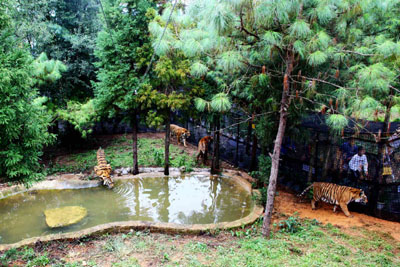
[235,122,240,166]
[250,120,258,171]
[246,121,252,155]
[164,109,171,175]
[211,116,220,174]
[262,54,294,237]
[132,110,139,175]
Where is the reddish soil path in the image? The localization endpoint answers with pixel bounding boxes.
[275,190,400,241]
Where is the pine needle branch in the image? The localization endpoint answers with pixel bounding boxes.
[239,9,260,40]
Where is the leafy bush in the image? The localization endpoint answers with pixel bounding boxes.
[278,214,303,234]
[250,154,271,186]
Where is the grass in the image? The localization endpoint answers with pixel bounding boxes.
[1,216,399,266]
[46,135,197,175]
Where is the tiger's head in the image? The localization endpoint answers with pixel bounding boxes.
[351,188,368,204]
[103,177,114,189]
[95,168,114,189]
[182,129,191,139]
[204,135,213,143]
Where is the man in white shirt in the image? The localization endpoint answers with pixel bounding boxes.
[349,146,368,182]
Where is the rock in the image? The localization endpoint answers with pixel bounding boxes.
[44,206,87,228]
[121,168,129,175]
[114,169,122,176]
[126,167,132,173]
[179,166,186,173]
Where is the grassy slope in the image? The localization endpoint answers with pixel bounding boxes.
[46,136,198,175]
[1,216,399,266]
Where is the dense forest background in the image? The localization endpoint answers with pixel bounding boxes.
[1,0,400,235]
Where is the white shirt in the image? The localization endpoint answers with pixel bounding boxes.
[349,154,368,172]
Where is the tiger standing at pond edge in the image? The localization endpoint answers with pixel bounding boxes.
[197,135,213,164]
[170,124,190,147]
[298,182,368,217]
[94,148,114,189]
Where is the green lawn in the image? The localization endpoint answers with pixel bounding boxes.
[1,216,399,266]
[46,136,198,175]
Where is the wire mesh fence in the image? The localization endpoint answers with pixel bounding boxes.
[279,132,400,222]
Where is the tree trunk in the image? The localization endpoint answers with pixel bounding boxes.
[132,110,139,175]
[246,121,252,155]
[211,116,220,174]
[307,141,316,183]
[262,54,294,237]
[235,122,240,166]
[250,128,258,172]
[322,140,331,179]
[164,109,171,175]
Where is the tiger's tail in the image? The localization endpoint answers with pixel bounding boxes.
[297,183,314,198]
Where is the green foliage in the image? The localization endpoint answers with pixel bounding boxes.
[94,0,156,119]
[326,115,348,134]
[190,61,208,78]
[278,214,303,234]
[32,53,67,85]
[211,93,232,113]
[57,100,98,138]
[217,51,245,73]
[12,0,102,104]
[307,51,328,66]
[289,19,311,38]
[250,154,271,186]
[0,0,55,182]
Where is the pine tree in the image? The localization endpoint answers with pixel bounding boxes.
[151,0,399,236]
[94,0,156,175]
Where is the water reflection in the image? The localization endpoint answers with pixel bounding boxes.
[0,174,252,244]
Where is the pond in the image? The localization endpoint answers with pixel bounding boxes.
[0,174,253,245]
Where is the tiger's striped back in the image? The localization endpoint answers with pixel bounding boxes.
[94,148,114,189]
[298,182,368,217]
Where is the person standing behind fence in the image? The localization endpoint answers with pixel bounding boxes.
[341,138,358,171]
[349,146,368,185]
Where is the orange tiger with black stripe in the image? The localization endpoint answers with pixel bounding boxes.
[196,135,213,164]
[94,148,114,189]
[170,124,190,147]
[298,182,367,217]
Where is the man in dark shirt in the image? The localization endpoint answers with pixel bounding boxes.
[341,138,358,171]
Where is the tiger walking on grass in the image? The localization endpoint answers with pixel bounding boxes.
[170,124,190,147]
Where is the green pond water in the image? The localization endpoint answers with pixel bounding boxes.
[0,174,253,244]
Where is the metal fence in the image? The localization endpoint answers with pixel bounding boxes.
[279,131,400,222]
[55,113,400,222]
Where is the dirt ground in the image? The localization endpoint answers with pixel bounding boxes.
[274,189,400,241]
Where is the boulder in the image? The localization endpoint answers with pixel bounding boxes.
[44,206,87,228]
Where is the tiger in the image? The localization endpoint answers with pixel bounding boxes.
[196,135,213,164]
[298,182,368,217]
[94,148,114,189]
[170,124,190,147]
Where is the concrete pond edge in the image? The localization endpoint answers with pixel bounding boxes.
[0,168,264,251]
